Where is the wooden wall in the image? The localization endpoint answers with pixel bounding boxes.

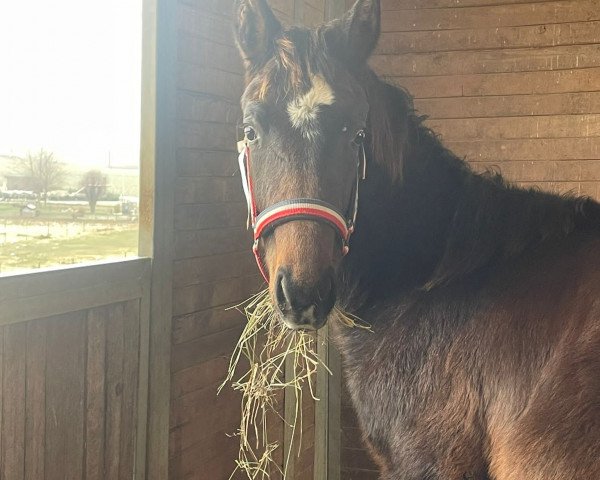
[169,1,330,479]
[372,0,600,200]
[340,0,600,477]
[0,303,140,480]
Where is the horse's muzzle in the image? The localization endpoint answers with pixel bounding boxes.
[275,267,335,330]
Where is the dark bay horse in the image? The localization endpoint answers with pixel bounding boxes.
[232,1,600,478]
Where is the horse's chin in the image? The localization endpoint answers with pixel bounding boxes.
[278,310,329,332]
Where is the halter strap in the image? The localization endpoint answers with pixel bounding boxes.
[238,143,366,282]
[254,199,350,241]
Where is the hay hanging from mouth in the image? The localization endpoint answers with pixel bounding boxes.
[219,289,370,480]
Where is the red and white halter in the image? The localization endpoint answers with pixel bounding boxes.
[238,143,366,282]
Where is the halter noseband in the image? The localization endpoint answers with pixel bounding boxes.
[237,142,366,282]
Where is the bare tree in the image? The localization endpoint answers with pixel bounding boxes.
[17,149,66,204]
[81,170,107,214]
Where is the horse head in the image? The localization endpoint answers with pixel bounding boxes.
[234,0,381,330]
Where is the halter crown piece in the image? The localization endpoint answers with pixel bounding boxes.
[237,141,367,282]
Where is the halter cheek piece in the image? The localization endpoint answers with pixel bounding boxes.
[237,142,367,282]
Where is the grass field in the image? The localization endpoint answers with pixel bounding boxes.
[0,201,121,220]
[0,227,138,274]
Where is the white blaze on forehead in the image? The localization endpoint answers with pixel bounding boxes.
[287,75,335,132]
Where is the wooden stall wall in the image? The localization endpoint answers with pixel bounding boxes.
[0,259,150,480]
[0,304,140,480]
[339,0,600,477]
[169,1,330,479]
[372,0,600,200]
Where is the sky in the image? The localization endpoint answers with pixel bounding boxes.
[0,0,142,169]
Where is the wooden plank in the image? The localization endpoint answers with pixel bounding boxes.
[175,176,245,205]
[172,274,263,316]
[1,323,27,480]
[135,259,152,480]
[172,304,246,345]
[471,159,600,182]
[0,258,149,326]
[377,21,600,55]
[176,149,239,178]
[177,62,243,101]
[174,202,247,231]
[104,303,125,479]
[380,0,600,33]
[446,137,600,162]
[84,307,108,480]
[303,2,325,26]
[24,321,46,480]
[168,434,241,480]
[176,119,237,151]
[171,356,233,400]
[0,257,147,304]
[174,226,253,260]
[414,92,600,119]
[177,5,237,47]
[173,250,257,288]
[314,326,329,480]
[391,67,600,99]
[176,91,240,125]
[170,325,245,373]
[283,356,297,479]
[372,44,600,77]
[170,379,242,428]
[119,300,141,479]
[325,0,346,21]
[382,0,582,10]
[140,0,175,478]
[45,312,86,480]
[168,396,283,463]
[306,0,325,12]
[178,33,243,74]
[428,114,600,141]
[327,344,342,480]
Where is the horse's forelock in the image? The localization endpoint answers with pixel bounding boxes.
[246,28,334,103]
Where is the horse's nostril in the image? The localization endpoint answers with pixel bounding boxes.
[275,270,289,312]
[274,268,336,328]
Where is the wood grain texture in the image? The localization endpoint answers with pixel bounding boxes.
[380,0,600,32]
[45,312,86,480]
[1,323,27,480]
[24,321,46,480]
[376,0,600,203]
[85,307,108,480]
[0,302,142,480]
[377,21,600,55]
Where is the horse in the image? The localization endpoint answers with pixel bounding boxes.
[232,1,600,478]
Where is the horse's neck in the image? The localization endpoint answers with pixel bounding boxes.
[340,126,467,304]
[341,90,600,308]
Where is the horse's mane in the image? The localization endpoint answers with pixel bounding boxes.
[358,70,600,290]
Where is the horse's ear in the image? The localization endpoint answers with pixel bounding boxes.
[234,0,282,72]
[326,0,381,68]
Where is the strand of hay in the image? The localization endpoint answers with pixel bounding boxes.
[220,289,370,480]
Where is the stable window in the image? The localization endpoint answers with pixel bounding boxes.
[0,0,142,274]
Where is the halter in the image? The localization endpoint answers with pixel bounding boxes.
[238,141,367,282]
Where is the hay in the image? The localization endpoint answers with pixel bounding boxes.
[219,289,370,480]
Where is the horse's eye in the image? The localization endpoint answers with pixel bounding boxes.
[244,126,257,142]
[354,129,366,145]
